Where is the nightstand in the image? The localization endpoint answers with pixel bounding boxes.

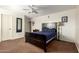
[33,29,39,32]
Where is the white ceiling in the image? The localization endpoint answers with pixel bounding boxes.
[34,5,76,14]
[0,5,76,18]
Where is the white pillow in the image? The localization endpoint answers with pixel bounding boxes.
[47,23,56,29]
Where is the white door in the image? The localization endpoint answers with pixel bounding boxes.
[1,14,12,41]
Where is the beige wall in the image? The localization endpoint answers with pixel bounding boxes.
[75,6,79,52]
[0,14,1,42]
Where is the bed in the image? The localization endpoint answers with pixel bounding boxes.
[25,23,57,52]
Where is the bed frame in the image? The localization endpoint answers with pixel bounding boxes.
[25,23,57,52]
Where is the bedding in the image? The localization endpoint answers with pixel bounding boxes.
[31,29,56,41]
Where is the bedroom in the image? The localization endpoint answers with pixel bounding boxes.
[0,5,79,53]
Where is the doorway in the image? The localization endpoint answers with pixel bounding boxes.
[24,16,31,32]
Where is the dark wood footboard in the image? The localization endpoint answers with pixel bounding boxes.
[25,32,56,52]
[25,32,47,52]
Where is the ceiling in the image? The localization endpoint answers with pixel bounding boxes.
[0,5,76,18]
[34,5,76,14]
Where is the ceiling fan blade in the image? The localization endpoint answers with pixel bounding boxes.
[28,5,33,9]
[33,10,38,14]
[28,5,38,14]
[23,9,29,10]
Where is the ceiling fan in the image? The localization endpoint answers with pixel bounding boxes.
[23,5,39,14]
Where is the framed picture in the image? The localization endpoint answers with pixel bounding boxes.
[61,16,68,22]
[16,18,22,32]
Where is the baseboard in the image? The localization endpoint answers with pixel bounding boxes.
[0,37,24,42]
[75,43,79,52]
[0,40,1,42]
[11,37,24,40]
[57,40,75,44]
[59,39,75,43]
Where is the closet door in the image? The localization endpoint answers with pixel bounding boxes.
[1,14,12,41]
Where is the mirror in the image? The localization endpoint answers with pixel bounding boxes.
[16,18,22,32]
